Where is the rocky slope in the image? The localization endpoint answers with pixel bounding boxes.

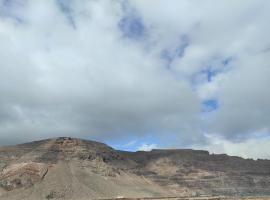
[0,137,270,199]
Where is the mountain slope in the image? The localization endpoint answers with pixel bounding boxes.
[0,137,270,200]
[124,149,270,196]
[0,138,170,200]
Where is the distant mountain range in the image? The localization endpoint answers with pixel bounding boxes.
[0,137,270,200]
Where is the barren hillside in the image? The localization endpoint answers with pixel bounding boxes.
[0,137,270,200]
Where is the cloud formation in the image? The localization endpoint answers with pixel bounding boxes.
[0,0,270,158]
[0,0,200,145]
[138,143,158,152]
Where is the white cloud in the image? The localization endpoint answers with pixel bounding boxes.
[123,140,137,148]
[0,0,270,158]
[138,143,158,151]
[210,53,270,140]
[0,0,201,145]
[194,134,270,159]
[130,0,270,156]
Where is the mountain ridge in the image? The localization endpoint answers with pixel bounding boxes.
[0,137,270,200]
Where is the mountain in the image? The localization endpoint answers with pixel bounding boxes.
[0,137,270,200]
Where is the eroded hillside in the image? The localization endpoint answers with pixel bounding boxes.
[0,137,270,200]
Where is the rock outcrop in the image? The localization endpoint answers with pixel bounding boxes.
[0,162,48,190]
[124,149,270,196]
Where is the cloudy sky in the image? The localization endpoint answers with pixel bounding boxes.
[0,0,270,159]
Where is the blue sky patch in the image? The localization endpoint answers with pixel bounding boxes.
[105,132,163,151]
[192,56,235,85]
[222,56,234,66]
[202,99,219,112]
[119,2,145,40]
[161,35,189,68]
[201,68,219,82]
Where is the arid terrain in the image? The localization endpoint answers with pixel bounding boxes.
[102,197,270,200]
[0,137,270,200]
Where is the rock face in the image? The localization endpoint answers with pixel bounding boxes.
[0,137,270,200]
[0,162,48,191]
[123,149,270,196]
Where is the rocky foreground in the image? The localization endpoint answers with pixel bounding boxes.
[0,137,270,200]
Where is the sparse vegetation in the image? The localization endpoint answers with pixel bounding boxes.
[46,190,64,199]
[0,180,7,188]
[46,191,55,199]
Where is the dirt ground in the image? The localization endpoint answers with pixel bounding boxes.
[99,196,270,200]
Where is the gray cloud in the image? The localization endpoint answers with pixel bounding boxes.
[212,53,270,140]
[130,0,270,140]
[0,0,270,158]
[0,0,201,145]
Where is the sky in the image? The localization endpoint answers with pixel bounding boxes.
[0,0,270,159]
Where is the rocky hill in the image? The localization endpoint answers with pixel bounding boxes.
[0,137,270,200]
